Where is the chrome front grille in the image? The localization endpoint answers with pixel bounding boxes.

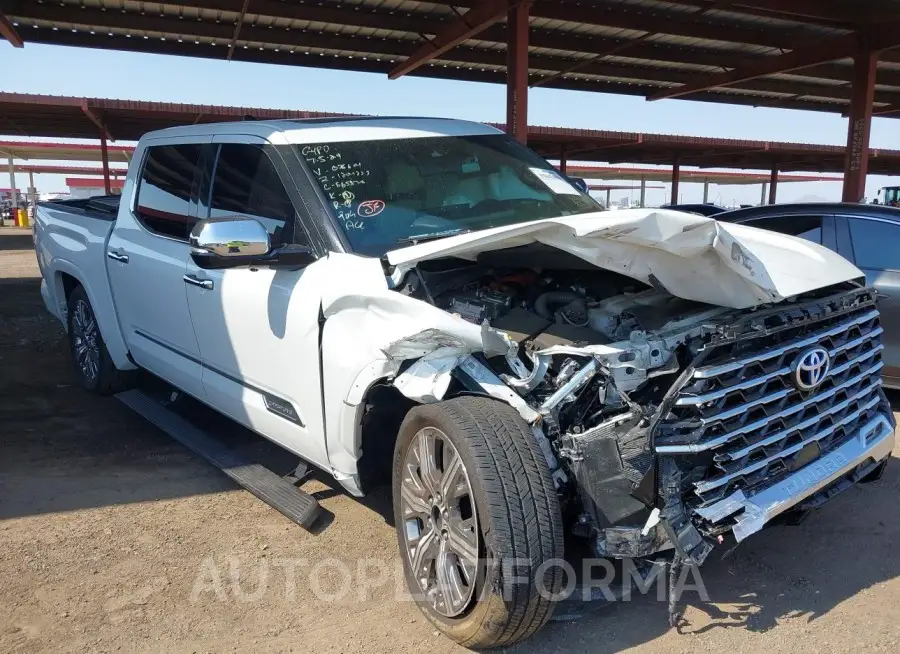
[654,291,885,512]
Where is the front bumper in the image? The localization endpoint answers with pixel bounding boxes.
[694,412,895,541]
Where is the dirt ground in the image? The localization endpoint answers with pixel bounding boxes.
[2,226,899,653]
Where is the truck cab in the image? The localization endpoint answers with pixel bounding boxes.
[877,186,900,206]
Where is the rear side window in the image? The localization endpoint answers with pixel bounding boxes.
[207,144,299,247]
[742,215,823,244]
[135,144,202,240]
[848,218,900,270]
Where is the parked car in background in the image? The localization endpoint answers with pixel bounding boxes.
[661,202,729,216]
[716,203,900,389]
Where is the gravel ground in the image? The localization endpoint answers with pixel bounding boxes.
[2,227,899,653]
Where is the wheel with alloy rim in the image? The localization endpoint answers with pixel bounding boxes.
[392,396,564,649]
[71,296,100,385]
[400,426,480,618]
[66,285,134,395]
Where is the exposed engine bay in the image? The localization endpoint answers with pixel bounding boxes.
[401,243,726,402]
[395,244,735,555]
[392,242,891,581]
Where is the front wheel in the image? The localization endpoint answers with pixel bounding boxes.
[392,396,564,649]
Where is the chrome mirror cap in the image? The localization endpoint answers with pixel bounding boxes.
[190,217,270,258]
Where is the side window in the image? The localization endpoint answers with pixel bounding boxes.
[848,218,900,271]
[744,215,823,244]
[208,144,300,246]
[135,144,202,240]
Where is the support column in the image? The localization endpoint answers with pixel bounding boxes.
[100,134,111,195]
[7,156,17,209]
[670,155,681,205]
[506,1,530,144]
[843,49,879,202]
[760,182,768,205]
[605,188,611,208]
[28,170,35,207]
[769,164,778,204]
[639,176,646,208]
[702,178,710,204]
[559,144,567,176]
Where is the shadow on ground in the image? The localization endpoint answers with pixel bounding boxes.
[0,275,236,519]
[0,233,34,251]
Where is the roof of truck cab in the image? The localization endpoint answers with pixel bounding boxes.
[142,116,503,144]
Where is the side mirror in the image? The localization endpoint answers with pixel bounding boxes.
[191,216,271,258]
[189,217,316,269]
[567,176,589,193]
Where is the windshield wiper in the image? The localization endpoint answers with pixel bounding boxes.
[397,228,472,245]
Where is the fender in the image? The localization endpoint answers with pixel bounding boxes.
[326,358,395,496]
[49,258,135,371]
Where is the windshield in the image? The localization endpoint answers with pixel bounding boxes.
[295,134,601,256]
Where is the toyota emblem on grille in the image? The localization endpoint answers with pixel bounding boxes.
[792,346,831,391]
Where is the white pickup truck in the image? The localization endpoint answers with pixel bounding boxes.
[35,117,894,647]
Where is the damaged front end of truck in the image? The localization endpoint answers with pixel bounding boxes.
[335,211,895,604]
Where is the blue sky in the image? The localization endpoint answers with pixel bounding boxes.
[5,43,900,205]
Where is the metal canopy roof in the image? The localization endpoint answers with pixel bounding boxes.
[0,94,346,141]
[568,165,844,184]
[13,164,128,176]
[524,125,900,174]
[3,93,900,175]
[3,0,900,117]
[0,138,135,163]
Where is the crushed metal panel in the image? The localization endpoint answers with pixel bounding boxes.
[386,209,864,310]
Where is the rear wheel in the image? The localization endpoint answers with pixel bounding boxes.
[67,285,134,394]
[393,396,564,649]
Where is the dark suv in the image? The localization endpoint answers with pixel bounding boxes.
[716,203,900,389]
[662,202,729,216]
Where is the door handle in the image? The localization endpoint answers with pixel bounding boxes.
[107,250,129,263]
[183,274,214,290]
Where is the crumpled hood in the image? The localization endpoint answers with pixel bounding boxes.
[386,209,864,309]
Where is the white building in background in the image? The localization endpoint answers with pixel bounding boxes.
[65,177,124,199]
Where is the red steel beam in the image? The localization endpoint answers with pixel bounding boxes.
[843,50,879,203]
[14,164,127,176]
[768,164,778,204]
[100,134,112,195]
[530,0,727,89]
[441,0,794,49]
[226,0,251,62]
[80,100,113,141]
[873,104,900,116]
[671,155,681,205]
[648,22,900,102]
[506,1,530,144]
[389,0,521,80]
[665,0,875,25]
[0,10,23,47]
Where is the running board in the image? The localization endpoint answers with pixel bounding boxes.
[117,389,322,529]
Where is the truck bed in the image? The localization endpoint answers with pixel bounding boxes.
[33,194,130,369]
[40,195,121,221]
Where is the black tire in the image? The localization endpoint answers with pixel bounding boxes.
[392,396,564,649]
[67,285,134,395]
